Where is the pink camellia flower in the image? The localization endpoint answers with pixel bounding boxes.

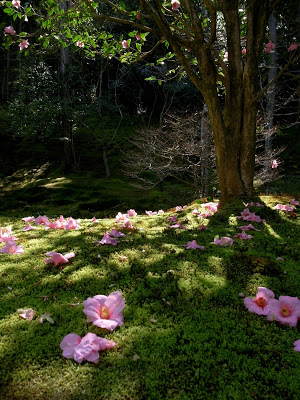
[202,202,219,212]
[198,212,212,219]
[175,206,183,212]
[256,202,262,207]
[184,240,204,250]
[109,229,126,238]
[136,34,141,41]
[192,209,199,215]
[245,202,254,207]
[76,41,84,48]
[244,287,275,316]
[60,333,116,363]
[267,296,300,327]
[274,204,294,212]
[65,217,80,230]
[272,159,278,169]
[0,226,18,242]
[22,216,35,222]
[242,48,246,55]
[17,308,35,320]
[169,222,186,229]
[288,43,299,52]
[45,220,62,230]
[92,217,99,223]
[237,224,260,231]
[294,339,300,352]
[238,208,251,218]
[214,237,233,246]
[116,212,129,223]
[167,216,177,222]
[19,40,30,51]
[127,209,137,217]
[290,199,299,206]
[197,224,208,230]
[158,209,164,214]
[4,26,16,36]
[1,240,24,254]
[145,210,157,216]
[265,40,275,53]
[122,40,128,49]
[44,251,75,266]
[22,223,35,231]
[35,215,49,225]
[12,0,21,8]
[97,233,118,245]
[83,291,125,331]
[171,0,180,11]
[120,220,134,230]
[234,231,253,240]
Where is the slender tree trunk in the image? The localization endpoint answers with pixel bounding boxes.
[59,0,73,172]
[264,13,277,191]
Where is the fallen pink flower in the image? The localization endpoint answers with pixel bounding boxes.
[244,287,275,316]
[290,199,299,206]
[192,209,199,215]
[267,296,300,327]
[60,333,115,364]
[0,227,18,242]
[1,240,23,254]
[214,237,233,247]
[169,223,186,229]
[83,291,125,331]
[158,209,164,214]
[294,339,300,352]
[256,203,262,207]
[274,204,294,212]
[17,308,35,320]
[198,212,212,219]
[245,202,254,207]
[175,206,183,212]
[197,225,208,230]
[65,217,80,230]
[44,251,75,266]
[35,215,49,225]
[238,208,252,218]
[234,231,253,240]
[171,0,180,11]
[22,216,35,222]
[4,26,16,35]
[92,217,99,223]
[22,223,35,231]
[45,220,62,230]
[243,213,263,223]
[120,220,134,230]
[39,312,54,325]
[237,224,260,231]
[97,233,118,245]
[116,212,129,223]
[109,229,126,238]
[145,210,157,216]
[127,209,137,217]
[167,216,177,222]
[184,240,205,250]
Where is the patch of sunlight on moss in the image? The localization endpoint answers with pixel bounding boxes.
[178,273,226,293]
[229,216,238,226]
[42,177,72,188]
[68,266,99,283]
[264,223,281,239]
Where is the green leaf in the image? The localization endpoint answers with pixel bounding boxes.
[3,8,15,15]
[145,76,157,81]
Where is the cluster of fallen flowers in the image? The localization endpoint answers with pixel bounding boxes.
[243,287,300,352]
[1,198,299,362]
[22,215,80,230]
[60,291,125,363]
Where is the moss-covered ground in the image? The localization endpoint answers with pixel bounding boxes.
[0,171,299,400]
